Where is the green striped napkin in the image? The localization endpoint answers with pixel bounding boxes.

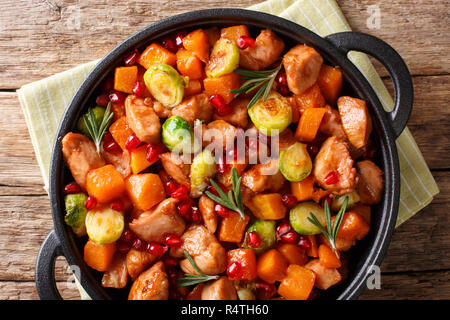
[18,0,438,228]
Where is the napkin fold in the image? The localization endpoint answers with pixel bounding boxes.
[17,0,438,230]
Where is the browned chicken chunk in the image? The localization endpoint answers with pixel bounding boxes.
[213,98,249,128]
[101,146,131,178]
[125,95,161,144]
[338,96,372,149]
[319,105,347,140]
[159,152,191,187]
[198,195,218,234]
[171,93,213,125]
[356,160,383,205]
[128,261,168,300]
[204,120,237,151]
[101,254,128,289]
[240,30,285,71]
[129,198,186,243]
[313,136,357,195]
[126,249,159,280]
[305,259,342,290]
[62,132,105,190]
[242,158,286,192]
[201,276,237,300]
[283,45,323,95]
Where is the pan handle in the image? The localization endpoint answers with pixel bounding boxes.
[325,32,413,138]
[35,229,63,300]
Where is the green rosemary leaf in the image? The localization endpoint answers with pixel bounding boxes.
[82,102,114,154]
[331,196,348,241]
[307,214,330,240]
[176,251,219,287]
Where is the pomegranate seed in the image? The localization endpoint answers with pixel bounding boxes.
[124,49,140,66]
[276,220,293,240]
[147,242,166,256]
[125,133,141,151]
[96,93,110,107]
[278,84,290,96]
[110,199,123,212]
[298,235,311,250]
[191,206,201,223]
[215,204,229,218]
[171,184,188,200]
[84,196,97,210]
[166,180,179,194]
[227,261,243,279]
[276,72,287,86]
[320,194,334,208]
[132,238,144,251]
[132,81,146,97]
[280,231,299,244]
[248,231,262,248]
[165,234,183,248]
[161,37,178,53]
[324,171,339,185]
[103,140,121,153]
[237,36,256,49]
[177,199,193,220]
[216,158,228,174]
[164,256,178,267]
[103,132,114,143]
[282,194,298,208]
[101,77,114,92]
[307,145,319,157]
[146,143,162,163]
[63,181,81,194]
[209,94,232,116]
[109,90,126,104]
[175,31,186,49]
[256,282,276,300]
[206,185,219,196]
[118,243,131,254]
[120,229,135,243]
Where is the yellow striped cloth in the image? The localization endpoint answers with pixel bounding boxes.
[18,0,438,230]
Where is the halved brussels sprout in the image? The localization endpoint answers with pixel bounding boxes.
[85,207,124,245]
[143,64,186,108]
[205,38,240,78]
[248,90,292,136]
[162,116,199,154]
[279,142,312,182]
[289,201,326,235]
[190,149,217,197]
[331,191,360,211]
[243,220,276,254]
[64,193,89,237]
[77,106,105,139]
[237,288,255,300]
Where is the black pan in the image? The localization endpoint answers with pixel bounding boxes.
[35,8,413,300]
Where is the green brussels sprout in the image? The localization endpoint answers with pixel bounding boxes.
[243,220,276,254]
[279,142,312,182]
[143,64,186,108]
[162,116,199,154]
[64,193,89,237]
[331,191,360,212]
[289,202,326,235]
[237,288,255,300]
[85,207,124,245]
[77,106,106,138]
[190,149,217,197]
[248,90,292,136]
[205,38,240,78]
[235,281,256,300]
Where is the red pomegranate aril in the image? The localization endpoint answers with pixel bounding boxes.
[177,199,193,219]
[171,184,189,200]
[166,180,179,195]
[324,171,339,185]
[276,72,287,86]
[132,238,144,251]
[103,132,114,143]
[161,37,178,53]
[165,234,183,248]
[63,181,81,194]
[206,185,219,196]
[237,36,256,49]
[125,133,141,151]
[209,94,231,116]
[120,229,135,243]
[280,231,299,244]
[164,256,178,267]
[109,90,126,104]
[118,243,131,254]
[84,196,97,210]
[96,93,110,107]
[298,235,311,250]
[110,199,123,212]
[147,242,166,256]
[124,49,140,66]
[307,145,319,157]
[175,32,186,49]
[146,143,162,163]
[276,220,293,241]
[248,231,262,249]
[278,84,290,96]
[256,282,276,300]
[227,261,243,279]
[132,81,146,97]
[104,140,121,153]
[216,159,228,174]
[191,206,201,223]
[282,194,298,208]
[215,204,229,218]
[101,77,114,92]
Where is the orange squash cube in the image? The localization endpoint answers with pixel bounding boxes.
[109,117,134,151]
[335,211,370,241]
[130,145,156,174]
[220,25,250,44]
[182,29,210,62]
[295,107,327,142]
[125,174,166,211]
[218,211,250,243]
[176,48,203,80]
[277,243,308,266]
[294,83,326,110]
[291,175,315,202]
[318,244,341,268]
[86,165,126,203]
[203,72,241,104]
[256,249,288,284]
[84,240,116,272]
[184,79,202,97]
[137,43,177,69]
[306,235,319,258]
[278,265,316,300]
[317,65,343,105]
[250,193,286,220]
[227,249,257,281]
[114,66,138,94]
[351,204,371,224]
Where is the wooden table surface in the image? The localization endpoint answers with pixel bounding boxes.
[0,0,448,300]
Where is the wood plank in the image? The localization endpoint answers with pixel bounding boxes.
[0,0,448,89]
[0,281,80,300]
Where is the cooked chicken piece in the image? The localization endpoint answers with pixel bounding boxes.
[319,105,347,140]
[126,249,159,280]
[101,253,128,289]
[313,136,357,195]
[242,158,286,192]
[128,261,169,300]
[198,195,217,233]
[338,96,372,149]
[239,30,285,71]
[204,120,237,150]
[129,198,186,243]
[318,234,355,252]
[356,160,383,205]
[171,93,213,125]
[201,276,237,300]
[282,45,323,95]
[186,283,205,300]
[213,98,249,128]
[152,100,172,118]
[159,152,191,187]
[125,95,161,144]
[305,259,342,290]
[61,132,105,190]
[100,146,131,178]
[171,225,226,275]
[216,162,248,188]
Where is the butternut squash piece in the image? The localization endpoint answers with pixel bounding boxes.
[278,264,316,300]
[227,249,257,281]
[182,29,210,62]
[318,244,341,268]
[137,43,177,69]
[334,211,370,241]
[305,259,341,290]
[125,174,166,211]
[184,79,202,97]
[130,144,155,174]
[109,116,134,151]
[114,66,138,94]
[290,175,315,202]
[250,193,287,220]
[317,65,343,105]
[294,84,326,110]
[176,48,203,80]
[220,25,250,44]
[203,72,240,104]
[277,243,308,266]
[218,211,250,243]
[287,97,300,122]
[256,249,288,284]
[84,240,116,272]
[86,165,126,203]
[306,235,319,258]
[337,96,372,149]
[295,107,327,142]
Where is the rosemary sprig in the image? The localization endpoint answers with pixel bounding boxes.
[230,64,282,109]
[83,102,114,154]
[307,196,349,254]
[204,167,245,220]
[176,250,219,287]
